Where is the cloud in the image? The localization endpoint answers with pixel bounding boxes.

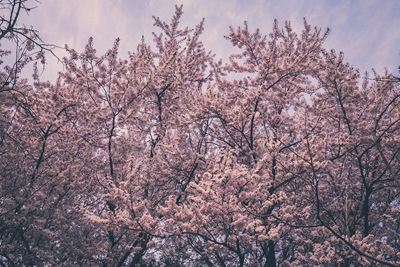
[19,0,400,81]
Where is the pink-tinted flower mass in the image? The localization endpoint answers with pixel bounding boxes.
[0,3,399,267]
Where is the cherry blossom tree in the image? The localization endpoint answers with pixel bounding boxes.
[0,1,67,265]
[154,19,329,266]
[1,4,399,267]
[293,52,400,266]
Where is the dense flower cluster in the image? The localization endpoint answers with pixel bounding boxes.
[1,5,399,267]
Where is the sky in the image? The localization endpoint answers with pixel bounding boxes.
[19,0,400,81]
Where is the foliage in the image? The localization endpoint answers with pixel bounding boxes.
[1,4,399,267]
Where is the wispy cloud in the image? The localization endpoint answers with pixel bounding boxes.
[21,0,400,81]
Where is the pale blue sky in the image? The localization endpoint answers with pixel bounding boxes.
[20,0,400,81]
